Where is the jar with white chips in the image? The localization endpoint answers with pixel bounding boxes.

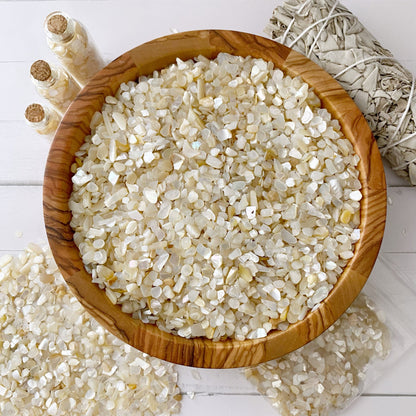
[44,11,104,86]
[30,60,81,114]
[24,103,61,140]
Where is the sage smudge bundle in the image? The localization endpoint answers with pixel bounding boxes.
[265,0,416,184]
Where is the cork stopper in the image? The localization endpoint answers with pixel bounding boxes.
[30,60,52,82]
[47,13,68,35]
[25,104,45,123]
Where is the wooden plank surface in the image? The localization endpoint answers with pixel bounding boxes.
[1,0,415,414]
[3,186,416,255]
[179,395,416,416]
[1,186,415,399]
[0,120,408,187]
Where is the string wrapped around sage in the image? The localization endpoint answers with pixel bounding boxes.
[265,0,416,184]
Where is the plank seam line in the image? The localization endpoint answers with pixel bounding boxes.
[178,391,416,397]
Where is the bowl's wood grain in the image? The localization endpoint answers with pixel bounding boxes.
[43,30,386,368]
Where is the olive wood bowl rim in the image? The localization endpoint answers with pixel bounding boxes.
[43,29,386,368]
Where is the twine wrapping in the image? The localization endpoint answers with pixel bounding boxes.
[265,0,416,184]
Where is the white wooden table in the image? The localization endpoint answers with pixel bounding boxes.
[1,0,415,414]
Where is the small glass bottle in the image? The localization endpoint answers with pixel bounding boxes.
[24,103,61,140]
[30,60,81,114]
[44,11,104,86]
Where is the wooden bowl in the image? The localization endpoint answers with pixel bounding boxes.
[43,30,386,368]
